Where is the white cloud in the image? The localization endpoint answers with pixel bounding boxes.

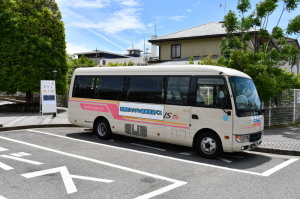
[66,43,91,54]
[72,8,145,34]
[155,15,186,22]
[64,9,126,51]
[129,39,150,52]
[57,0,111,8]
[168,15,186,22]
[120,0,139,7]
[62,0,145,34]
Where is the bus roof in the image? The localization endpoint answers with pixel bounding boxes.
[74,65,251,79]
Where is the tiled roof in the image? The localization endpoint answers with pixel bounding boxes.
[149,22,257,42]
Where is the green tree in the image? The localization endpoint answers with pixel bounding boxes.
[67,55,97,86]
[0,0,67,103]
[219,0,300,101]
[105,61,135,66]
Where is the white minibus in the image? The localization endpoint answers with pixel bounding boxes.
[68,65,263,158]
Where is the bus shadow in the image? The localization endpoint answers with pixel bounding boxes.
[66,131,276,172]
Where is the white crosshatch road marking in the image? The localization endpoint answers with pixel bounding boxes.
[0,147,9,152]
[0,161,13,170]
[0,135,187,199]
[0,155,43,165]
[0,195,8,199]
[10,152,31,157]
[21,166,114,194]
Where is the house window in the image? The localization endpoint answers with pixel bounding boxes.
[171,44,181,59]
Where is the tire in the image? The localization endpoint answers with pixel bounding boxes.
[93,119,112,140]
[196,132,222,158]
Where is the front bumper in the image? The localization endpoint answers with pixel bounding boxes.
[233,131,263,151]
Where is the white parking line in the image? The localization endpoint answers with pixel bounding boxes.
[261,159,298,177]
[0,135,187,199]
[179,151,197,156]
[0,147,8,152]
[25,129,298,177]
[218,157,232,163]
[131,143,167,151]
[0,195,8,199]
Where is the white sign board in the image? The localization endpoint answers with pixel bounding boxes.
[119,102,164,121]
[40,80,57,114]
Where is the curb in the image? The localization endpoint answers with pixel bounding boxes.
[252,147,300,156]
[0,124,77,132]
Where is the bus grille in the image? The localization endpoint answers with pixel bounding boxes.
[125,124,132,134]
[249,132,262,142]
[124,124,147,137]
[140,126,147,137]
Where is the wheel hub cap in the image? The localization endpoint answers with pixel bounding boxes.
[201,137,216,154]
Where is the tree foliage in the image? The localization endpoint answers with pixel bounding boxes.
[106,61,135,66]
[0,0,67,103]
[219,0,300,101]
[67,55,97,86]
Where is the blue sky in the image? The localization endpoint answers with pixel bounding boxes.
[56,0,300,55]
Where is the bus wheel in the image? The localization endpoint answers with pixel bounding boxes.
[196,132,222,158]
[94,119,112,140]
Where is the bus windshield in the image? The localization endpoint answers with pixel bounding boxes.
[229,77,261,116]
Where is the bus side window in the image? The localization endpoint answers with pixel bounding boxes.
[166,77,190,105]
[127,76,164,104]
[196,77,231,109]
[95,76,125,101]
[73,76,96,98]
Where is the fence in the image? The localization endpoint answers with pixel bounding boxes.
[263,89,300,127]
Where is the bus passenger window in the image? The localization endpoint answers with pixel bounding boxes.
[95,76,125,100]
[166,77,190,105]
[73,76,96,98]
[196,77,231,109]
[127,76,164,104]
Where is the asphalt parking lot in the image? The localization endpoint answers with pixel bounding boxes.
[0,127,299,199]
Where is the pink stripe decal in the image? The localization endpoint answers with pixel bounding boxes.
[80,103,109,112]
[69,99,189,129]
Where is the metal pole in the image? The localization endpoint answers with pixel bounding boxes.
[294,89,296,123]
[269,99,271,127]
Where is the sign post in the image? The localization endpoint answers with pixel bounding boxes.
[40,80,57,117]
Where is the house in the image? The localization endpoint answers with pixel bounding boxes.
[148,22,254,61]
[74,48,148,66]
[148,22,300,74]
[74,50,131,65]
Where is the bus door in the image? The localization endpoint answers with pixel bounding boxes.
[190,77,233,150]
[164,77,191,145]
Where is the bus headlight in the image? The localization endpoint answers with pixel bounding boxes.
[235,135,250,143]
